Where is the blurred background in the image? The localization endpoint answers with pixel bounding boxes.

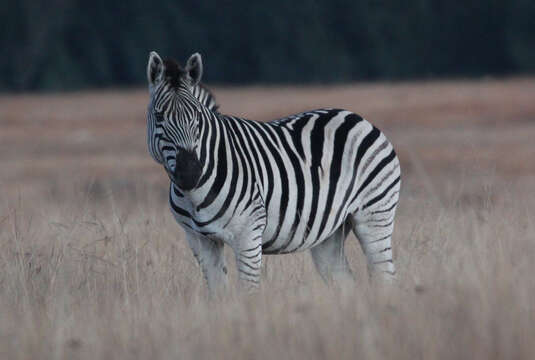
[1,3,535,359]
[1,0,535,91]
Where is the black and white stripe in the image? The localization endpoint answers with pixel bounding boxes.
[147,52,400,291]
[191,83,219,113]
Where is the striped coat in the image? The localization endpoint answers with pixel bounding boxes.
[147,52,400,291]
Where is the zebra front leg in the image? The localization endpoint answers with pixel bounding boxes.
[234,235,263,291]
[231,192,266,291]
[185,231,228,296]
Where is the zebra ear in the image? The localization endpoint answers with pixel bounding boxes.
[185,53,203,86]
[147,51,164,86]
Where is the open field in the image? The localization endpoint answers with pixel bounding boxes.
[1,78,535,359]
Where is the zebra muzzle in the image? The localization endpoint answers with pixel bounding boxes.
[170,149,203,191]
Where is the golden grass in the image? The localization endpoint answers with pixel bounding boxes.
[1,78,535,359]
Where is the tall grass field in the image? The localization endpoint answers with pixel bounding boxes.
[1,79,535,359]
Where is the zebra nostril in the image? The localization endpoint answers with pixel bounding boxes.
[222,266,228,274]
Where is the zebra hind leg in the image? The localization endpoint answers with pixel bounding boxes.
[310,219,354,285]
[351,203,398,283]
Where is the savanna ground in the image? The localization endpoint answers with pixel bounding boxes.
[1,78,535,359]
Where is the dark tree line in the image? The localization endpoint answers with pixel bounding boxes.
[1,0,534,91]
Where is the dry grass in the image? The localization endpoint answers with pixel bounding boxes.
[1,78,535,359]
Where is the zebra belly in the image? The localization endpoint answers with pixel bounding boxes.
[260,189,351,254]
[170,181,341,252]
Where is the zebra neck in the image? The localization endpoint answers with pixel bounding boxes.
[184,111,239,207]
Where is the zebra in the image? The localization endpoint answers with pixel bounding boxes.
[146,51,401,292]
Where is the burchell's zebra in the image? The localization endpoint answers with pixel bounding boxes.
[146,52,401,291]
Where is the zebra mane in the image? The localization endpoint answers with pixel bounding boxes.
[196,82,220,112]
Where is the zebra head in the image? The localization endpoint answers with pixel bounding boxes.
[146,51,205,190]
